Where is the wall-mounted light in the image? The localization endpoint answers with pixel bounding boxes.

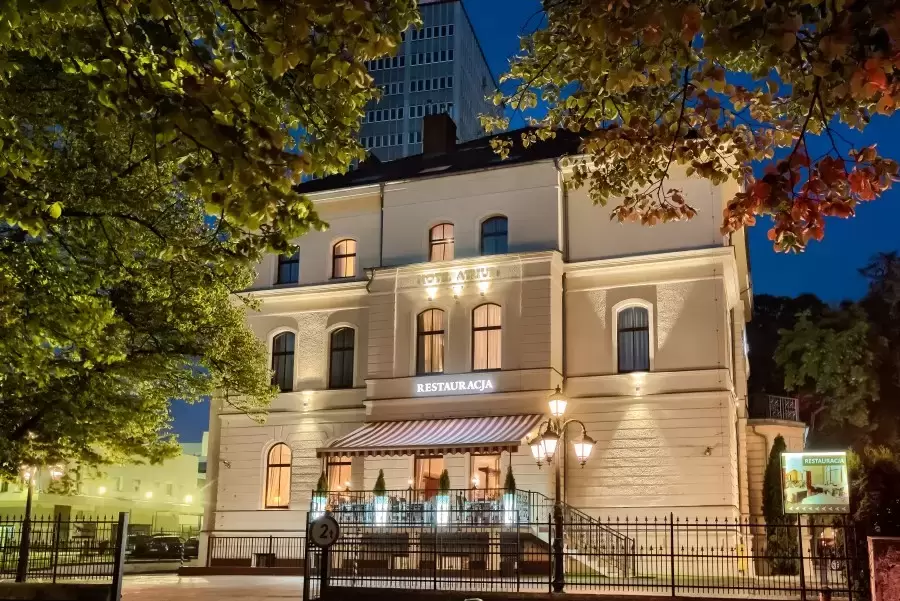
[426,286,438,300]
[184,494,193,504]
[704,446,713,457]
[452,284,463,298]
[97,486,107,495]
[477,281,489,295]
[144,491,153,499]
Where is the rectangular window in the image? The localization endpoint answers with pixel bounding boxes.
[326,456,352,491]
[409,132,415,144]
[471,454,501,497]
[418,53,424,64]
[166,482,174,496]
[276,252,299,284]
[449,24,454,35]
[447,102,453,117]
[432,51,439,62]
[425,79,431,91]
[398,107,404,119]
[377,58,383,70]
[417,309,445,375]
[441,25,447,36]
[441,50,446,62]
[448,49,454,61]
[411,54,417,66]
[414,456,445,500]
[429,223,454,261]
[426,27,432,39]
[473,303,502,371]
[399,82,404,93]
[332,239,357,279]
[381,135,387,147]
[390,108,396,120]
[400,56,405,67]
[440,77,446,89]
[448,76,453,88]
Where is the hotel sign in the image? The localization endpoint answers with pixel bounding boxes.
[419,267,497,287]
[414,374,497,396]
[781,451,850,514]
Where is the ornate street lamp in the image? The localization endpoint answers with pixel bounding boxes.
[526,385,594,593]
[17,462,64,582]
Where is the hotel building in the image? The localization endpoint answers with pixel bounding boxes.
[203,115,760,545]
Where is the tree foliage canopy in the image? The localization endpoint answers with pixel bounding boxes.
[776,253,900,450]
[486,0,900,252]
[0,0,417,478]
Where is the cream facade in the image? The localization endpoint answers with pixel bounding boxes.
[205,148,757,543]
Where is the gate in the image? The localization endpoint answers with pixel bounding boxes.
[302,514,323,601]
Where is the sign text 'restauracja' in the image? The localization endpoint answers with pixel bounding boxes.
[416,380,494,394]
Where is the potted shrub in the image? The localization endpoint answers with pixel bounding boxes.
[312,472,328,518]
[373,469,389,526]
[502,465,517,525]
[436,469,451,526]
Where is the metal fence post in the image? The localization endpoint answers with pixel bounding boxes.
[797,514,807,601]
[302,513,311,601]
[206,536,214,567]
[432,508,438,590]
[669,513,676,597]
[51,513,62,583]
[515,498,520,593]
[110,512,129,601]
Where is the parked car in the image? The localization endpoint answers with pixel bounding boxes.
[125,534,153,557]
[183,537,199,559]
[146,535,185,559]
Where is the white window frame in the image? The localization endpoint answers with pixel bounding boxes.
[611,299,655,374]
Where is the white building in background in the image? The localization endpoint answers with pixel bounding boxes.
[0,445,204,533]
[204,115,756,540]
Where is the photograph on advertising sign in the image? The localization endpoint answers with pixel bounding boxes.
[781,451,850,514]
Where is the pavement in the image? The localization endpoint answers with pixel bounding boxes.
[122,575,305,600]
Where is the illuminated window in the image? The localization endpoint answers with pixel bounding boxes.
[472,304,501,371]
[617,306,650,373]
[332,239,357,279]
[265,443,291,509]
[276,251,299,284]
[271,332,295,392]
[329,328,355,389]
[417,309,445,375]
[471,454,501,497]
[429,223,454,261]
[481,216,508,255]
[325,456,352,491]
[414,456,445,500]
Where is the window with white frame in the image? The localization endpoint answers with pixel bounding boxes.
[417,309,445,375]
[472,304,502,371]
[271,332,295,392]
[332,239,357,279]
[265,443,291,509]
[429,223,454,261]
[617,306,650,373]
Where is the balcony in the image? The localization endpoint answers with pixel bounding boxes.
[748,393,800,422]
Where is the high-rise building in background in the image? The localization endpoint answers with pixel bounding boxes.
[359,0,500,161]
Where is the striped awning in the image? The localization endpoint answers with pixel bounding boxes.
[317,414,543,458]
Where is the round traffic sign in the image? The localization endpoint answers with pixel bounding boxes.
[309,514,340,548]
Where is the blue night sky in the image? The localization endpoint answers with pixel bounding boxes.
[169,0,900,442]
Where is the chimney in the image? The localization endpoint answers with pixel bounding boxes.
[423,113,457,155]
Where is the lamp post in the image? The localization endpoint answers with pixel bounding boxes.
[527,386,595,593]
[16,464,64,582]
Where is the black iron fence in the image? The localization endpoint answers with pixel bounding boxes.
[305,510,860,600]
[0,513,127,582]
[207,532,306,568]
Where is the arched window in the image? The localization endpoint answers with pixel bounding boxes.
[276,251,299,284]
[617,306,650,373]
[332,239,357,279]
[416,309,445,375]
[481,216,508,255]
[264,443,291,509]
[271,332,295,392]
[472,303,501,371]
[429,223,454,261]
[329,328,355,389]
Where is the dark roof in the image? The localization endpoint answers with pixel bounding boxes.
[295,128,583,195]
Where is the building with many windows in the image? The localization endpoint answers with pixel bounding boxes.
[358,0,499,160]
[203,115,760,554]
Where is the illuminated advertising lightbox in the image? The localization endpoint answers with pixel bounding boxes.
[781,451,850,514]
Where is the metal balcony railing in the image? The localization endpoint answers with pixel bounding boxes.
[748,393,800,422]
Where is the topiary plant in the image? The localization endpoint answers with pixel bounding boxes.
[373,469,386,496]
[438,469,450,493]
[504,465,516,493]
[763,435,799,575]
[315,472,328,494]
